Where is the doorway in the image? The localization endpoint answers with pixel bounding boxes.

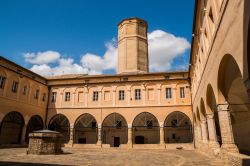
[114,137,120,147]
[135,136,144,144]
[78,138,86,144]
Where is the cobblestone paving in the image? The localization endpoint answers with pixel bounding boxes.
[0,148,224,166]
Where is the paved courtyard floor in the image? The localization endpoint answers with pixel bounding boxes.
[0,148,224,166]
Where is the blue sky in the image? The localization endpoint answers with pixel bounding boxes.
[0,0,195,76]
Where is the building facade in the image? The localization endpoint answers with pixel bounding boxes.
[0,18,193,149]
[189,0,250,163]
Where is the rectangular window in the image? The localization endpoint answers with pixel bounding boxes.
[34,90,39,99]
[166,88,172,99]
[119,90,125,100]
[22,86,27,95]
[52,92,57,102]
[65,92,70,101]
[0,76,6,89]
[42,93,46,102]
[12,81,19,93]
[180,87,185,98]
[93,91,98,101]
[135,89,141,100]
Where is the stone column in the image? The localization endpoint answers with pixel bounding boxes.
[196,124,202,141]
[206,114,220,148]
[68,124,74,146]
[160,123,165,144]
[200,120,209,143]
[96,124,102,146]
[127,124,133,148]
[217,104,238,153]
[21,124,27,144]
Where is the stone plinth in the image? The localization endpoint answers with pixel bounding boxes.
[27,130,63,155]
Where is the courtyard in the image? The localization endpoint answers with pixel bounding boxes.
[0,148,224,166]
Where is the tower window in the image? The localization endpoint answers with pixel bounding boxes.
[0,76,6,89]
[65,92,70,101]
[135,89,141,100]
[165,88,172,99]
[93,91,98,101]
[180,87,185,98]
[11,81,19,93]
[119,90,125,100]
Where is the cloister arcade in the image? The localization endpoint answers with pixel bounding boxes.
[194,55,250,155]
[0,110,193,147]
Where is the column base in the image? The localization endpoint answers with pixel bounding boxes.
[209,141,221,156]
[221,143,239,153]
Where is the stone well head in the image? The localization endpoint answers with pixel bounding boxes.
[27,130,63,155]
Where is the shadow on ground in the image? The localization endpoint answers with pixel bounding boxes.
[0,161,73,166]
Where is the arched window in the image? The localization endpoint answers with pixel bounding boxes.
[102,113,128,147]
[25,115,43,142]
[74,113,97,144]
[164,111,192,143]
[48,114,70,143]
[132,112,159,144]
[0,111,24,144]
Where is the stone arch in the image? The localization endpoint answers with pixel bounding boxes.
[132,112,160,144]
[206,84,222,145]
[0,111,24,144]
[48,114,70,143]
[218,54,250,155]
[196,107,201,123]
[74,113,97,144]
[164,111,192,143]
[25,115,43,142]
[199,98,207,120]
[102,113,128,147]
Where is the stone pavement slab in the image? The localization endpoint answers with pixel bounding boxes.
[0,148,224,166]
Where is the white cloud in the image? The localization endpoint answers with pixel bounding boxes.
[29,57,89,76]
[148,30,190,72]
[80,41,117,74]
[24,51,61,65]
[24,30,190,76]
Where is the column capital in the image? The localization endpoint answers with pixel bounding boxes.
[206,113,214,119]
[217,103,229,112]
[98,124,102,129]
[128,124,132,128]
[200,119,207,124]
